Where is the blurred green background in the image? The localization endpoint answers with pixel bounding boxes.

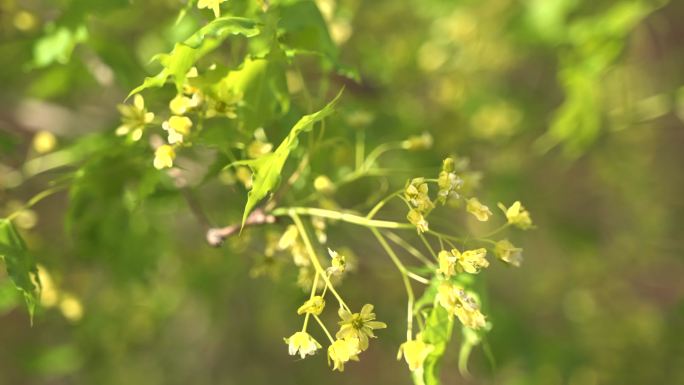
[1,0,684,384]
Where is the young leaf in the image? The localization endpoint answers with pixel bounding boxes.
[213,48,289,131]
[0,219,40,321]
[420,304,454,385]
[128,17,260,97]
[231,89,343,228]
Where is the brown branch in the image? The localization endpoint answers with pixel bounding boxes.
[206,208,276,247]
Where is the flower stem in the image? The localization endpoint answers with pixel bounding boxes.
[302,272,321,332]
[273,207,413,230]
[290,211,350,312]
[371,228,414,341]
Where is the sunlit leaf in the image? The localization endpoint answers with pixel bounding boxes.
[231,89,343,228]
[0,219,40,321]
[129,17,260,97]
[213,48,289,131]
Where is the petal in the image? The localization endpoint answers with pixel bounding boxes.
[360,304,374,315]
[133,94,145,110]
[338,307,352,321]
[366,321,387,329]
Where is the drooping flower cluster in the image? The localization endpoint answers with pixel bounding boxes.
[284,301,387,372]
[437,282,487,330]
[438,247,489,277]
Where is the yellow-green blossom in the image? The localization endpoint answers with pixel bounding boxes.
[297,296,326,316]
[405,178,434,213]
[459,248,489,274]
[437,250,457,277]
[402,132,433,150]
[407,209,429,233]
[32,131,57,154]
[438,248,489,276]
[169,94,194,115]
[284,331,321,359]
[278,225,299,250]
[437,283,486,330]
[162,115,193,144]
[336,304,387,351]
[327,337,360,372]
[197,0,227,18]
[437,157,462,204]
[327,248,346,275]
[466,197,492,221]
[498,201,533,229]
[116,94,154,140]
[153,145,176,170]
[397,337,434,371]
[494,239,523,267]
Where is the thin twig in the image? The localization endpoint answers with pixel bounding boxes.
[206,208,276,247]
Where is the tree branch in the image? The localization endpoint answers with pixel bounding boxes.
[206,208,276,247]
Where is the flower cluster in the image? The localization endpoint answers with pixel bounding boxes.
[285,303,386,372]
[438,247,489,277]
[437,282,487,330]
[405,178,434,233]
[115,94,154,141]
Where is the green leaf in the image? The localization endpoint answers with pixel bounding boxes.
[458,327,482,377]
[213,48,290,131]
[0,219,40,322]
[231,89,343,228]
[411,279,454,385]
[129,17,260,97]
[32,24,88,68]
[421,304,454,385]
[277,0,338,62]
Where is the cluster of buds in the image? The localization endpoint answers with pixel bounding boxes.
[437,157,463,204]
[405,178,433,233]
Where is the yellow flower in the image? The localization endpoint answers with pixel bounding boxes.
[397,337,434,371]
[32,131,57,154]
[284,331,321,359]
[169,94,193,115]
[459,248,489,274]
[197,0,227,18]
[326,248,346,276]
[153,145,176,170]
[466,197,492,221]
[162,116,193,144]
[405,178,434,213]
[327,338,360,372]
[336,304,387,351]
[437,283,486,329]
[437,250,457,277]
[297,296,326,316]
[494,239,523,267]
[116,94,154,140]
[278,225,299,250]
[498,201,533,229]
[402,132,433,150]
[59,293,84,322]
[314,175,336,194]
[407,209,429,233]
[438,248,489,276]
